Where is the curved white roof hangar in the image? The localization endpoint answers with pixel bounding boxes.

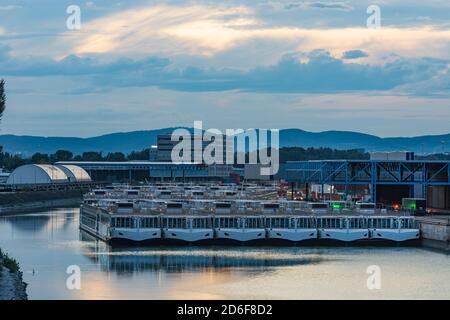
[7,164,69,185]
[56,165,92,182]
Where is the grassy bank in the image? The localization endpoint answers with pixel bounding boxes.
[0,248,20,273]
[0,248,28,300]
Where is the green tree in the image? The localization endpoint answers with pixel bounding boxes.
[128,148,150,160]
[0,79,6,165]
[81,151,103,161]
[31,153,51,164]
[105,152,126,162]
[51,150,73,162]
[0,79,5,122]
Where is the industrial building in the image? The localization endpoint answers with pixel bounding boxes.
[6,164,92,186]
[284,157,450,211]
[156,134,232,163]
[55,161,236,183]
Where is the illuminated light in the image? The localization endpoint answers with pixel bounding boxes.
[332,203,345,209]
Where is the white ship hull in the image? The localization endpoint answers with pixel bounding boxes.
[163,228,214,242]
[319,229,369,242]
[110,228,161,241]
[267,229,317,241]
[370,229,420,241]
[80,224,109,241]
[216,229,266,242]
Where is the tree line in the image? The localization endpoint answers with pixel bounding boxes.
[0,149,151,171]
[0,147,371,171]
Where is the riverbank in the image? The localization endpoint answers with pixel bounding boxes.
[0,249,27,300]
[0,190,82,215]
[417,215,450,252]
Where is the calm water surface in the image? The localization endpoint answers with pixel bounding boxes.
[0,208,449,300]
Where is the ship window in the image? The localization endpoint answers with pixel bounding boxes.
[271,218,287,228]
[246,218,262,229]
[312,203,328,209]
[218,217,237,228]
[81,215,96,229]
[141,217,159,228]
[192,218,209,229]
[112,217,134,228]
[165,218,186,228]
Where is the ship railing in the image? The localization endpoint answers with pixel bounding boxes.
[316,216,369,229]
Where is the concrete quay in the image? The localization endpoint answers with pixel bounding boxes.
[417,216,450,252]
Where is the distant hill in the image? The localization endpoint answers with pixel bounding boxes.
[0,128,449,157]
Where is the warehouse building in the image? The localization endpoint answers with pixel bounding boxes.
[55,161,235,183]
[6,164,91,186]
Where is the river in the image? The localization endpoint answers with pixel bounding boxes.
[0,207,449,299]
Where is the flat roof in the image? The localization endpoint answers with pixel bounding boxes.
[286,159,450,164]
[56,161,204,165]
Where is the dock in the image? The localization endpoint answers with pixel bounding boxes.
[417,216,450,252]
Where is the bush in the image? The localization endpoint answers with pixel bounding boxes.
[0,248,20,273]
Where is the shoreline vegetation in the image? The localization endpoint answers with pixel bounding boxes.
[0,248,28,300]
[1,147,449,172]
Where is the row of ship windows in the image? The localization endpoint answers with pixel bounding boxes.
[111,217,317,229]
[109,217,416,229]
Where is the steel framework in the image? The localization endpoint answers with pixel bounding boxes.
[285,160,450,202]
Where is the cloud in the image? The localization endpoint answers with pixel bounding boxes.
[1,47,446,96]
[342,50,369,59]
[41,3,449,63]
[284,2,353,11]
[64,4,255,56]
[0,5,22,11]
[0,44,11,61]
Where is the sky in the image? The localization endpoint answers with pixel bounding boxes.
[0,0,449,137]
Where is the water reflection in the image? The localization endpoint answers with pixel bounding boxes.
[80,231,324,274]
[1,208,449,299]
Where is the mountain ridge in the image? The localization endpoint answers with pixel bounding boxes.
[0,128,449,157]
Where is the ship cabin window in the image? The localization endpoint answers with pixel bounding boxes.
[246,218,262,229]
[347,218,365,229]
[264,203,279,209]
[319,218,341,229]
[217,217,238,228]
[140,217,159,228]
[357,203,375,209]
[215,203,231,208]
[192,218,210,229]
[394,218,408,229]
[296,217,314,228]
[369,218,391,229]
[112,217,134,228]
[270,217,288,228]
[81,214,96,229]
[167,203,183,209]
[117,202,133,208]
[311,203,328,209]
[164,217,187,229]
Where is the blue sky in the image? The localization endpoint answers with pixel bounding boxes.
[0,0,449,137]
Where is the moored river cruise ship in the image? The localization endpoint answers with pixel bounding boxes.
[80,198,420,244]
